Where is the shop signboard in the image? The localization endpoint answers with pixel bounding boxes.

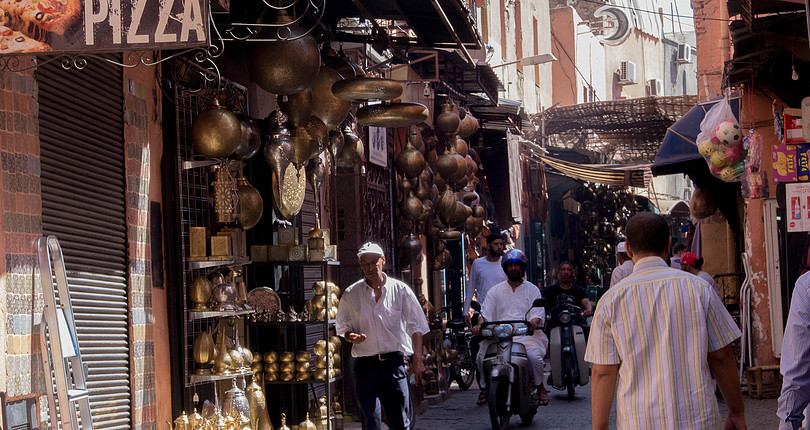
[368,126,387,168]
[0,0,208,55]
[786,182,810,232]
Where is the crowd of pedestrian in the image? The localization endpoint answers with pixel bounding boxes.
[335,210,810,429]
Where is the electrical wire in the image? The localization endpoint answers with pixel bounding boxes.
[578,0,736,23]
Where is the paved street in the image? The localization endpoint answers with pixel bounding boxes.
[411,379,779,430]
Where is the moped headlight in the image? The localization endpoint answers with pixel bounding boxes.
[494,324,513,339]
[559,311,572,324]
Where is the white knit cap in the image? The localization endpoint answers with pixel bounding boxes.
[617,241,627,253]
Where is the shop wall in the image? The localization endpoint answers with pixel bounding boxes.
[0,58,45,421]
[123,62,170,430]
[0,58,168,428]
[692,0,729,99]
[604,29,664,100]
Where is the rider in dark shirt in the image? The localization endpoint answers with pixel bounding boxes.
[542,261,593,320]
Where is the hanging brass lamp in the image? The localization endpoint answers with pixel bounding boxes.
[247,10,320,95]
[332,75,403,101]
[356,102,429,128]
[191,99,242,159]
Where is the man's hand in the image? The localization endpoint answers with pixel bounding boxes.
[345,332,367,344]
[724,413,746,430]
[471,324,481,335]
[583,308,594,318]
[409,355,426,386]
[529,318,542,331]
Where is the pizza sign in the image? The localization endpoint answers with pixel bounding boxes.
[0,0,208,55]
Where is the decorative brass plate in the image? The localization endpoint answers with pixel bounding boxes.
[272,164,307,219]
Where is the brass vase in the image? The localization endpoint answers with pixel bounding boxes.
[263,111,296,183]
[189,276,213,311]
[193,331,215,374]
[232,115,262,160]
[191,99,242,159]
[236,175,263,230]
[247,11,320,95]
[458,112,479,138]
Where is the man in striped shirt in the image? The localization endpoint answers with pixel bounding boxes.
[585,213,745,429]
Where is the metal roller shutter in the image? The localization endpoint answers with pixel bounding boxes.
[38,55,131,430]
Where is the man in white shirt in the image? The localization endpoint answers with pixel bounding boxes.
[335,242,430,430]
[463,233,507,327]
[609,241,634,289]
[473,249,549,405]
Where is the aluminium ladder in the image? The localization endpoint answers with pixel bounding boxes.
[37,235,94,430]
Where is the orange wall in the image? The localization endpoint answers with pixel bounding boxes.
[550,7,577,106]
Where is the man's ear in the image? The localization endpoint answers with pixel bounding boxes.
[625,243,634,259]
[664,237,672,257]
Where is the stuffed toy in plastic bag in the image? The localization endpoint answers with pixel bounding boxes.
[695,96,747,182]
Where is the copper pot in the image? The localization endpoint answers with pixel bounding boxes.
[433,173,446,190]
[332,75,403,101]
[263,111,296,180]
[399,192,424,221]
[449,153,467,182]
[435,103,460,135]
[310,66,352,130]
[458,112,479,138]
[337,124,364,168]
[236,176,263,230]
[277,89,313,128]
[437,186,457,222]
[395,127,426,179]
[232,115,262,160]
[449,202,471,229]
[398,177,412,195]
[454,137,469,158]
[462,190,479,206]
[414,178,430,200]
[435,151,458,181]
[472,204,486,218]
[247,12,320,95]
[465,155,477,178]
[356,102,429,128]
[398,233,423,264]
[191,99,242,159]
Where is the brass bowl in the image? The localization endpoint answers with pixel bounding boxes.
[329,335,342,351]
[265,362,279,373]
[280,362,296,374]
[331,76,403,101]
[313,340,328,356]
[263,351,278,364]
[280,372,294,382]
[313,368,328,380]
[296,351,312,363]
[312,281,326,295]
[264,372,278,381]
[295,361,311,373]
[314,355,328,369]
[251,362,263,373]
[295,372,311,381]
[279,351,295,363]
[328,282,340,296]
[356,102,429,128]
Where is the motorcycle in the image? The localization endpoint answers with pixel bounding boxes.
[546,302,589,400]
[478,298,545,430]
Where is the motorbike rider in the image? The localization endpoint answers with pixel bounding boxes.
[543,261,593,324]
[472,249,549,406]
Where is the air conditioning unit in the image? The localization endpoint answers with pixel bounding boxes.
[677,43,692,64]
[619,60,637,84]
[648,78,663,96]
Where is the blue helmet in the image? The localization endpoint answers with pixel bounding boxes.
[501,249,528,271]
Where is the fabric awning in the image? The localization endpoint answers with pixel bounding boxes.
[531,153,651,187]
[652,95,740,176]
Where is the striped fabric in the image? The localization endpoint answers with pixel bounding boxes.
[777,271,810,429]
[609,260,635,288]
[585,257,741,429]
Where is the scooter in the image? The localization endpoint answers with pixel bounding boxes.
[546,302,589,400]
[478,298,545,430]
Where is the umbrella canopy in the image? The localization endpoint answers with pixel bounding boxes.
[652,95,740,176]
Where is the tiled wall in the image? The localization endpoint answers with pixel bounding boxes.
[124,69,159,430]
[0,58,47,419]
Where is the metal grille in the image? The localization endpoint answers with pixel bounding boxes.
[170,59,247,402]
[38,54,130,430]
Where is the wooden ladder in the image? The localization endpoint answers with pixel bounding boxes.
[37,235,94,430]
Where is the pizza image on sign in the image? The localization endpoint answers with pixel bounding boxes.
[0,0,208,55]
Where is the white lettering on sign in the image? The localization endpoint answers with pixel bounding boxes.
[84,0,205,46]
